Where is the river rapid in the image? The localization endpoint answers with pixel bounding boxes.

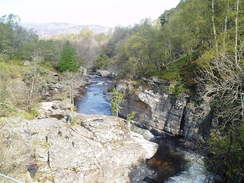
[75,76,213,183]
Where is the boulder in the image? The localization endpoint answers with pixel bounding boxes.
[37,100,73,119]
[79,66,87,76]
[130,122,155,141]
[97,70,112,78]
[0,114,157,183]
[23,60,31,65]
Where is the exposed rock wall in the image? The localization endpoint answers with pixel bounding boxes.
[115,80,212,142]
[183,96,212,141]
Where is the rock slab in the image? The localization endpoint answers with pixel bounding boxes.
[0,114,157,183]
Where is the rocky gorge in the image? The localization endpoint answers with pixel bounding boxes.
[114,78,212,147]
[0,69,214,183]
[0,71,159,183]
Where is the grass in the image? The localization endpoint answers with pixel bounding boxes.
[168,81,188,95]
[0,60,43,119]
[151,55,189,81]
[40,60,56,72]
[0,61,24,79]
[148,55,191,95]
[0,104,39,120]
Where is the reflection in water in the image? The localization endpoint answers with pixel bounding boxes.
[76,77,112,115]
[147,143,187,182]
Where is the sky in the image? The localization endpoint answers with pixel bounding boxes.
[0,0,180,27]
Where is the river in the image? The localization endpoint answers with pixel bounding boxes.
[165,151,213,183]
[75,77,112,115]
[75,76,212,183]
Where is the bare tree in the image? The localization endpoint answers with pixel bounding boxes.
[196,55,242,129]
[26,64,39,110]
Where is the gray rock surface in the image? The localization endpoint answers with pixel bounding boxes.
[97,70,111,77]
[79,66,87,76]
[183,96,212,142]
[37,100,74,119]
[130,122,155,141]
[96,70,116,78]
[116,80,212,141]
[0,114,157,183]
[117,82,187,136]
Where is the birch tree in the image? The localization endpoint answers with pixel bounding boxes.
[212,0,219,53]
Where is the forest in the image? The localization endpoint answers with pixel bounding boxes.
[96,1,243,181]
[0,0,243,182]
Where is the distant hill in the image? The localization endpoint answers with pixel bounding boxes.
[21,22,112,38]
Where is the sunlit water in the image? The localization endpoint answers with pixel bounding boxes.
[76,77,112,115]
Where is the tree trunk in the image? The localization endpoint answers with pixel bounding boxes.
[212,0,218,54]
[223,0,230,55]
[235,0,240,66]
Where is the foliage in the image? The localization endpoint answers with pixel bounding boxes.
[207,123,244,182]
[93,54,110,70]
[36,40,62,62]
[196,54,243,182]
[52,29,109,68]
[0,61,52,118]
[0,14,65,66]
[57,41,79,72]
[99,1,243,182]
[127,112,136,122]
[167,81,187,95]
[0,2,243,181]
[104,27,130,57]
[111,89,124,116]
[70,119,77,126]
[101,0,242,90]
[0,14,39,59]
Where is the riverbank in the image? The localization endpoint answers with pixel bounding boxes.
[74,74,214,183]
[0,67,214,182]
[0,61,88,119]
[111,78,211,150]
[0,69,159,183]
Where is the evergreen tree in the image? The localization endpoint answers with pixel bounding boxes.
[58,41,79,72]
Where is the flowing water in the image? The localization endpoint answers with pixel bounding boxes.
[166,151,213,183]
[76,76,212,183]
[76,77,112,115]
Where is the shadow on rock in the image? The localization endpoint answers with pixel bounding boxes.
[128,142,187,183]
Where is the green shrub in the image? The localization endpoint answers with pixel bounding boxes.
[168,81,187,95]
[206,123,244,182]
[93,54,110,70]
[127,112,136,122]
[111,89,124,116]
[57,41,79,72]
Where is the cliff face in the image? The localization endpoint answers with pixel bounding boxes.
[116,80,212,142]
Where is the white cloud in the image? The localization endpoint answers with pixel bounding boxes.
[0,0,180,26]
